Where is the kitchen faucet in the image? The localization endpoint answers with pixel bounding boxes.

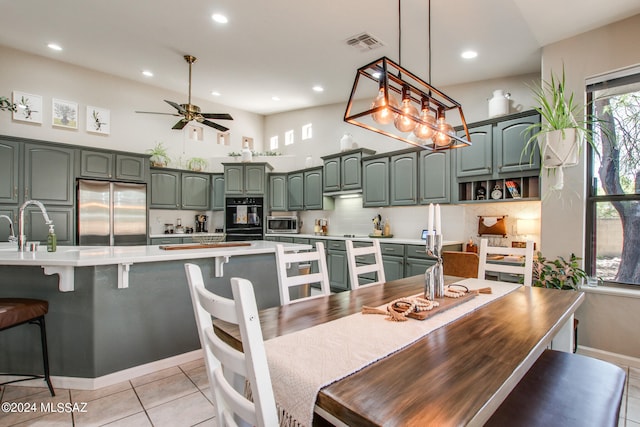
[18,200,53,252]
[0,214,17,243]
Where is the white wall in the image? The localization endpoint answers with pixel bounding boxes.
[0,46,265,171]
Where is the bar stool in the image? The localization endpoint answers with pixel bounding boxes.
[0,298,55,396]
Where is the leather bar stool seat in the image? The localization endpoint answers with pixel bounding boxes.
[0,298,55,396]
[486,349,625,427]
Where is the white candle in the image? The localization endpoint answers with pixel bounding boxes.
[435,204,441,235]
[428,203,434,232]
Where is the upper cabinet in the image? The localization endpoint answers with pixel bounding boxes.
[362,157,390,207]
[211,174,225,211]
[80,150,147,182]
[149,168,210,210]
[286,168,333,211]
[389,152,417,206]
[24,143,75,205]
[322,148,375,194]
[418,150,450,204]
[453,111,541,203]
[269,173,288,212]
[0,139,20,204]
[223,163,271,195]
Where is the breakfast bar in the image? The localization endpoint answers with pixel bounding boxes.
[0,241,310,384]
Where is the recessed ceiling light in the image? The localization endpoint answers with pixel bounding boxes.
[272,96,280,101]
[312,85,324,92]
[47,43,62,51]
[142,70,154,77]
[461,50,478,59]
[212,13,228,24]
[211,91,221,96]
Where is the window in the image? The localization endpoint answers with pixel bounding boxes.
[302,123,313,140]
[270,136,278,150]
[586,67,640,285]
[285,130,294,146]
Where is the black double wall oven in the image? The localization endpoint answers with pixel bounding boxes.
[225,197,264,241]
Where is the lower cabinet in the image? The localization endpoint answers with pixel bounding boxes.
[326,239,349,291]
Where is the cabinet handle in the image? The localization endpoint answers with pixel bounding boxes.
[24,188,29,199]
[13,186,17,199]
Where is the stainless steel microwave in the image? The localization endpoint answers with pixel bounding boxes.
[265,216,299,234]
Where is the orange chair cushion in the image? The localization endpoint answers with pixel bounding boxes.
[0,298,48,330]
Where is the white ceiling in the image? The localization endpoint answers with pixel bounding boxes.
[1,0,639,116]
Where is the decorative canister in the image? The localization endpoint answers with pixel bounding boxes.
[488,90,510,118]
[241,143,252,162]
[305,156,313,168]
[339,133,354,151]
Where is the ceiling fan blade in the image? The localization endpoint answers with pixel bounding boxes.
[201,113,233,120]
[201,119,229,132]
[135,110,180,116]
[172,119,189,130]
[165,100,187,114]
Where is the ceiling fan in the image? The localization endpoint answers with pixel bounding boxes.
[136,55,233,132]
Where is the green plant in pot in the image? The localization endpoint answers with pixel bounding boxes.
[147,142,171,167]
[531,252,588,290]
[523,66,598,190]
[187,157,208,172]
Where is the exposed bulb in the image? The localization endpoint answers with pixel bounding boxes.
[433,116,454,147]
[371,88,398,125]
[394,98,419,132]
[413,108,436,141]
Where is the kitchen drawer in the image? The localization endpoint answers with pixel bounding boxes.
[150,237,192,245]
[326,240,346,251]
[279,237,294,243]
[293,237,310,245]
[380,243,405,257]
[406,244,429,260]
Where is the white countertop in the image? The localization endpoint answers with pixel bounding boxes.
[266,233,463,247]
[0,241,311,268]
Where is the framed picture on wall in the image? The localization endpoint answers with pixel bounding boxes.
[52,98,78,129]
[86,106,110,134]
[12,91,43,124]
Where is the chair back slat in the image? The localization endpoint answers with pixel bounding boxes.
[477,239,534,286]
[345,239,386,290]
[275,242,331,304]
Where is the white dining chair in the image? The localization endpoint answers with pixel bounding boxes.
[345,239,386,289]
[477,239,535,286]
[184,264,278,427]
[274,242,331,304]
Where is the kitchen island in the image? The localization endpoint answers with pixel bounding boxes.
[0,241,310,388]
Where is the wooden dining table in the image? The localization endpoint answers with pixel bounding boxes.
[214,275,584,427]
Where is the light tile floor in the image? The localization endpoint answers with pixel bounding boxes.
[0,358,217,427]
[1,358,639,426]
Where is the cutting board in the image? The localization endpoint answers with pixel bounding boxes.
[404,290,479,320]
[159,243,251,250]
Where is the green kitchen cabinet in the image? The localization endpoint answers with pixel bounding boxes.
[495,113,540,174]
[418,150,450,204]
[380,243,405,281]
[211,174,225,211]
[456,124,493,178]
[287,172,304,211]
[26,206,75,245]
[24,143,75,205]
[362,157,389,207]
[390,152,417,206]
[223,163,270,195]
[326,239,349,291]
[322,149,375,193]
[303,168,323,210]
[404,257,436,277]
[80,150,147,181]
[0,138,20,204]
[269,173,288,211]
[150,169,181,209]
[181,172,210,210]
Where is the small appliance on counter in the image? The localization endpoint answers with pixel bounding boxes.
[195,214,208,232]
[175,218,184,234]
[266,216,298,234]
[164,223,174,234]
[314,218,328,236]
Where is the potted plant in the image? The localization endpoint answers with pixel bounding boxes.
[531,252,588,290]
[147,142,171,167]
[523,66,597,190]
[187,157,208,172]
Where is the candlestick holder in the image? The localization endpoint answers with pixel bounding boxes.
[424,233,444,300]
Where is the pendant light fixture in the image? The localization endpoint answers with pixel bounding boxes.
[344,0,471,150]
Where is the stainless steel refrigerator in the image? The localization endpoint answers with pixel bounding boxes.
[77,179,147,246]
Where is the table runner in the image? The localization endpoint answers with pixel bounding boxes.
[264,278,519,427]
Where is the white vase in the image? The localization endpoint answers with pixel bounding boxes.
[488,90,510,118]
[241,144,252,162]
[540,128,579,168]
[340,133,354,152]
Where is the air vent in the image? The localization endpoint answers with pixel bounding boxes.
[345,32,384,52]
